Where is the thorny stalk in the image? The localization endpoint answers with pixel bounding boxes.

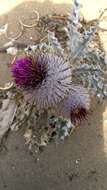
[37,110,48,128]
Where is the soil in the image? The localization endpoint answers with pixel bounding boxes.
[0,1,107,190]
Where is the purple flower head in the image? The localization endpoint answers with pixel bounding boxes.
[12,55,47,89]
[57,85,90,125]
[12,53,72,110]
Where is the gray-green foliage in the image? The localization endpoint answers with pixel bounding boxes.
[67,0,107,100]
[48,0,107,101]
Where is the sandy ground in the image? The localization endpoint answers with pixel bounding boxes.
[0,1,107,190]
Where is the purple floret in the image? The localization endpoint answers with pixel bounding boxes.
[11,56,47,89]
[70,107,88,125]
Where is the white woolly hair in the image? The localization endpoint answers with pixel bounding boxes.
[56,85,90,119]
[24,54,72,110]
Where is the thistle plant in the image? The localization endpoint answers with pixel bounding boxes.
[0,0,107,146]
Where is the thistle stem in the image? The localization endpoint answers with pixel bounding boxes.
[39,110,48,128]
